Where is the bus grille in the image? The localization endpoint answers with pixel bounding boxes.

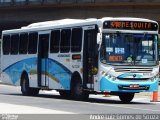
[117,78,149,81]
[114,67,153,73]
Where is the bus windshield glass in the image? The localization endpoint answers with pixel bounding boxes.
[100,33,158,66]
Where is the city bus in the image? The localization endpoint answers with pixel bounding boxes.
[1,17,159,103]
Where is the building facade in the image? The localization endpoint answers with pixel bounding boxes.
[0,0,159,32]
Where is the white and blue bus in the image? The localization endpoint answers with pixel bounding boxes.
[1,17,159,103]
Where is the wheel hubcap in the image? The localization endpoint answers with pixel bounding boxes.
[76,84,83,95]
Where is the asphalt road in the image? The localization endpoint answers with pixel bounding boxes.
[0,84,160,115]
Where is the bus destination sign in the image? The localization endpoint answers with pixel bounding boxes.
[103,21,158,31]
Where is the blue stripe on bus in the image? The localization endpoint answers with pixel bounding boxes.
[48,58,72,74]
[3,58,37,84]
[3,57,72,88]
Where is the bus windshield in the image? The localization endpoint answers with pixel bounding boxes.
[100,33,158,66]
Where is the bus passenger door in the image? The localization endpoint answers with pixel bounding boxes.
[83,26,98,89]
[38,33,49,87]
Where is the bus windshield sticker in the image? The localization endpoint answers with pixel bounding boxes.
[109,56,123,62]
[105,35,110,39]
[127,56,133,63]
[115,48,125,54]
[142,59,147,64]
[106,47,113,52]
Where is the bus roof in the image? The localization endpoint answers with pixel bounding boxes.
[2,17,158,34]
[2,18,98,34]
[26,18,97,28]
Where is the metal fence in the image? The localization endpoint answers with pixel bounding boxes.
[0,0,160,6]
[0,0,96,6]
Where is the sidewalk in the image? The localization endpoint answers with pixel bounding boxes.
[135,86,160,100]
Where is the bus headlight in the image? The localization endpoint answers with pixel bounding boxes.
[150,77,155,82]
[107,75,111,79]
[106,74,116,81]
[112,77,116,81]
[150,75,159,82]
[101,71,117,81]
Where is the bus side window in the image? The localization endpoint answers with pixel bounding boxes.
[28,32,38,54]
[60,29,71,53]
[19,33,28,54]
[50,30,60,53]
[11,34,19,55]
[71,28,82,52]
[3,35,11,55]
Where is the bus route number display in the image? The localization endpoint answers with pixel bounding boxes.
[109,56,123,62]
[103,21,158,31]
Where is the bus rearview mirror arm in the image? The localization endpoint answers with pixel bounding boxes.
[97,33,102,51]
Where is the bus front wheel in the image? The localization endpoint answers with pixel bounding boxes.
[71,80,89,101]
[21,74,39,96]
[118,93,135,103]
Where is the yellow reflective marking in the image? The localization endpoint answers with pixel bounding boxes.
[66,58,70,62]
[29,70,60,83]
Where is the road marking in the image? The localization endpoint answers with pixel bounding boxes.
[0,103,74,114]
[150,101,160,104]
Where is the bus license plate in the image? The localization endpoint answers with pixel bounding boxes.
[129,84,139,88]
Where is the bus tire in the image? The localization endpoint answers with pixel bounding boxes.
[59,90,71,98]
[21,74,39,96]
[119,92,135,103]
[71,80,89,101]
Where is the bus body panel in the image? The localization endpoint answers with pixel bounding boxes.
[47,58,72,90]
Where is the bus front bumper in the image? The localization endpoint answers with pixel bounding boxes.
[100,77,159,92]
